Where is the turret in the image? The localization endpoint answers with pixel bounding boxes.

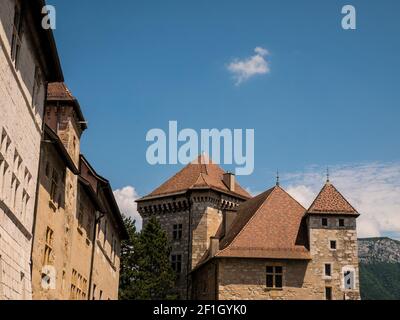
[45,82,87,167]
[306,180,361,300]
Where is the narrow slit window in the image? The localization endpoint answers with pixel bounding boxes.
[325,264,332,277]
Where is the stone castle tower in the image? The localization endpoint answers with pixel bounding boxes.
[306,180,360,300]
[45,83,87,264]
[136,154,251,298]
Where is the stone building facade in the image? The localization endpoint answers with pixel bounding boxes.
[31,83,127,300]
[137,155,251,299]
[0,0,63,300]
[138,158,361,300]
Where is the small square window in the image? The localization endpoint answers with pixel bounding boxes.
[322,218,328,227]
[330,240,337,250]
[339,219,345,227]
[325,264,332,277]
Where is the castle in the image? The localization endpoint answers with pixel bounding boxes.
[137,155,361,300]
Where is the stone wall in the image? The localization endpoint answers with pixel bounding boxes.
[308,215,360,300]
[216,258,321,300]
[139,190,242,299]
[192,215,361,300]
[191,261,218,300]
[93,190,122,301]
[31,144,73,300]
[0,0,46,300]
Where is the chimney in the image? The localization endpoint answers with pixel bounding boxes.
[210,237,219,258]
[224,209,237,236]
[223,172,235,192]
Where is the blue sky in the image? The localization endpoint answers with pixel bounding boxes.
[50,0,400,235]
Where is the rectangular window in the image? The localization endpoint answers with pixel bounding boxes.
[103,219,108,247]
[325,287,332,300]
[344,270,355,290]
[0,161,8,201]
[0,159,5,200]
[173,224,183,240]
[11,4,23,66]
[339,219,345,227]
[78,202,84,229]
[32,66,41,110]
[330,240,337,250]
[325,264,332,277]
[322,218,328,227]
[11,174,19,210]
[70,269,87,300]
[171,254,182,274]
[50,170,59,202]
[43,227,54,266]
[92,284,96,300]
[112,237,117,264]
[266,266,283,289]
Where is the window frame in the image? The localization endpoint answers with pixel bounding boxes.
[43,227,54,266]
[266,266,283,290]
[171,254,182,274]
[324,263,332,277]
[173,224,183,240]
[11,3,23,67]
[325,287,333,300]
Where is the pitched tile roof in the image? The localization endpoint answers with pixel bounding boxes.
[47,82,75,101]
[307,182,358,215]
[138,154,251,200]
[216,186,310,260]
[47,82,87,129]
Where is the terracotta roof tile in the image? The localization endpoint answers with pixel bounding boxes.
[47,82,75,101]
[307,182,358,215]
[139,154,251,200]
[46,82,87,128]
[217,186,310,259]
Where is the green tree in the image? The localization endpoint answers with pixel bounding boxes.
[118,216,139,300]
[119,216,176,300]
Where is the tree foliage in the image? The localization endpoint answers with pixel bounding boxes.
[119,216,176,300]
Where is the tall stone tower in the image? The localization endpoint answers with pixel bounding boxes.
[306,180,361,300]
[137,155,251,299]
[41,83,87,294]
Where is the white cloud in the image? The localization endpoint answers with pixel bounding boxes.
[227,47,270,85]
[283,163,400,239]
[113,186,142,230]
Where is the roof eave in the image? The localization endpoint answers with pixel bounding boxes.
[306,211,360,217]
